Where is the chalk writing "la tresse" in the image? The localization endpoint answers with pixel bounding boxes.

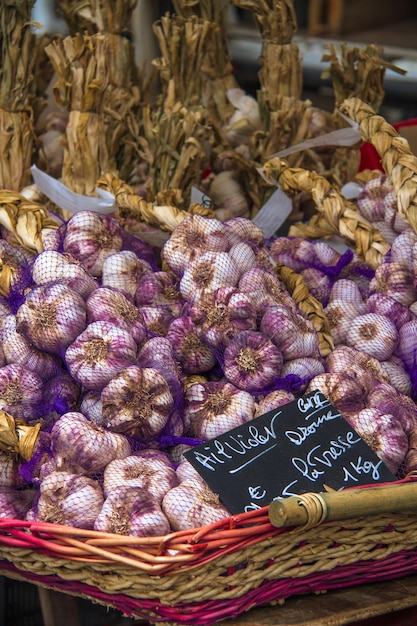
[292,432,362,481]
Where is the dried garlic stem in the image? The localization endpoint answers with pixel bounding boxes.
[275,264,334,357]
[340,97,417,234]
[262,157,390,268]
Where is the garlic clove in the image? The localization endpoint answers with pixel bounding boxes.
[101,250,152,301]
[366,292,413,330]
[180,251,241,302]
[79,390,103,425]
[328,279,364,305]
[255,389,295,417]
[356,174,395,222]
[324,299,367,345]
[65,320,138,390]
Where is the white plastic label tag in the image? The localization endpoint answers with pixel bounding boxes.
[31,165,116,214]
[190,186,212,209]
[252,186,292,238]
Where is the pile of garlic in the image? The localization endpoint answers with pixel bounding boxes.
[1,207,416,534]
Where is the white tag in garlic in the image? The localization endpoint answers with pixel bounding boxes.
[252,186,292,238]
[267,113,361,160]
[341,181,364,199]
[31,165,116,214]
[190,186,212,209]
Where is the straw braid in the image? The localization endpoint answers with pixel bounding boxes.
[340,97,417,233]
[275,264,334,357]
[262,157,390,269]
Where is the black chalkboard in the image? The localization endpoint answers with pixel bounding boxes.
[184,390,397,514]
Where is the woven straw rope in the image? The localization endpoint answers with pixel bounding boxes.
[1,514,417,605]
[262,158,390,269]
[340,97,417,234]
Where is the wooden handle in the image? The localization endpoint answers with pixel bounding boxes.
[268,481,417,529]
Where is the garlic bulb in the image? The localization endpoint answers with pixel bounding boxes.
[184,380,255,439]
[180,251,241,302]
[94,487,170,537]
[0,240,31,299]
[366,382,417,434]
[396,319,417,374]
[35,471,104,529]
[103,450,178,502]
[326,345,387,394]
[41,372,81,425]
[328,279,364,305]
[224,88,260,147]
[31,250,97,299]
[101,250,152,300]
[51,412,132,474]
[162,214,230,276]
[100,365,174,442]
[0,451,23,488]
[300,268,332,306]
[79,390,103,425]
[223,330,283,392]
[176,458,206,485]
[260,305,320,361]
[324,299,367,345]
[238,268,296,313]
[166,316,216,374]
[1,314,61,380]
[280,357,325,390]
[306,372,366,417]
[369,262,417,307]
[345,313,398,361]
[162,482,230,531]
[222,217,264,247]
[62,211,123,277]
[347,408,408,475]
[0,363,43,421]
[16,282,87,355]
[209,171,250,220]
[135,271,183,317]
[380,358,412,396]
[86,287,146,345]
[356,174,395,222]
[255,389,296,417]
[0,487,35,519]
[389,230,417,266]
[188,286,257,352]
[366,293,413,330]
[139,305,174,337]
[65,321,138,391]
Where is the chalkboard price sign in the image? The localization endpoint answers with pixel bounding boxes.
[184,390,397,514]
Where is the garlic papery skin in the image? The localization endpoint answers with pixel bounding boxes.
[280,357,325,390]
[389,230,417,266]
[328,279,364,305]
[222,217,264,247]
[306,372,366,418]
[325,345,388,394]
[228,241,257,274]
[224,88,260,145]
[260,305,320,361]
[184,380,255,439]
[62,211,123,277]
[385,206,410,235]
[162,214,230,277]
[189,286,257,352]
[79,390,103,425]
[138,305,174,337]
[176,459,207,485]
[324,299,367,345]
[31,250,97,299]
[366,382,417,434]
[0,240,31,298]
[0,487,35,520]
[180,251,241,303]
[255,390,295,417]
[41,372,81,425]
[300,268,331,306]
[0,364,43,421]
[65,321,138,391]
[345,312,398,361]
[103,450,178,502]
[209,171,251,221]
[162,482,230,531]
[51,412,132,474]
[381,358,412,396]
[396,319,417,374]
[86,287,146,345]
[0,451,23,488]
[269,237,320,272]
[1,314,61,381]
[369,262,417,307]
[223,330,283,393]
[238,268,297,313]
[100,365,174,442]
[166,317,216,374]
[94,487,171,537]
[356,174,396,222]
[101,250,152,301]
[16,282,87,354]
[347,408,408,475]
[366,293,413,330]
[135,271,183,317]
[35,471,104,529]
